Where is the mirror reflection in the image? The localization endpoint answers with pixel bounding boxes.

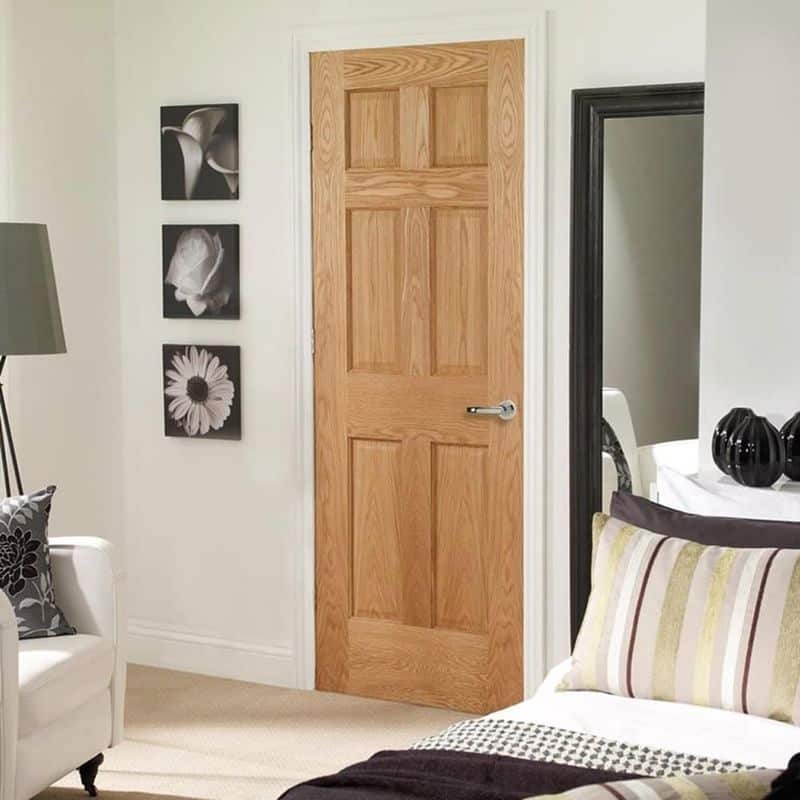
[601,114,704,511]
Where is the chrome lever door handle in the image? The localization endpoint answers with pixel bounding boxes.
[466,400,517,421]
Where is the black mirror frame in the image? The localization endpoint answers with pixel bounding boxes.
[569,82,705,643]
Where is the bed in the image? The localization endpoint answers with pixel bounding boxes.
[281,494,800,799]
[491,660,800,769]
[280,658,800,799]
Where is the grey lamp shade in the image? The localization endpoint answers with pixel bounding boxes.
[0,224,66,355]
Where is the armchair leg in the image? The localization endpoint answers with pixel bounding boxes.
[78,753,104,797]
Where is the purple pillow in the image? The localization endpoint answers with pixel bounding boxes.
[610,490,800,548]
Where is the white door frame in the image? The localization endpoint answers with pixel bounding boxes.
[290,11,549,696]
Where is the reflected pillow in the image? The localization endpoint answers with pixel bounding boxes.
[562,513,800,725]
[610,491,800,548]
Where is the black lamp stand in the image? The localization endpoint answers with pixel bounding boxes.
[0,357,23,498]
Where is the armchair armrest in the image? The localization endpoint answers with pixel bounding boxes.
[49,537,126,747]
[638,438,700,502]
[0,591,18,800]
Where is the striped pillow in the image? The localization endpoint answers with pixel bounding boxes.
[529,769,778,800]
[562,514,800,724]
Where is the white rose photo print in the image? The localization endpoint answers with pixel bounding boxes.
[163,345,241,440]
[162,225,239,319]
[161,104,239,200]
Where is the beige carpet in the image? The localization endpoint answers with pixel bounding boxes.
[36,664,470,800]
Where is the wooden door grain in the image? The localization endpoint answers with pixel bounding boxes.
[312,39,524,713]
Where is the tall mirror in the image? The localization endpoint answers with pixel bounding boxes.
[569,84,704,639]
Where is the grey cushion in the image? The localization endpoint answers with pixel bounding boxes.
[0,486,75,638]
[610,490,800,548]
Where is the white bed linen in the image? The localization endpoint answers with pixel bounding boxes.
[490,659,800,769]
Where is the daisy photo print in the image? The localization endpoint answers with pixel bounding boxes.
[162,344,241,440]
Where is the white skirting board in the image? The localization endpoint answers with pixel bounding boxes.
[128,618,296,688]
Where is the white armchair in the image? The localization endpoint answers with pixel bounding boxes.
[602,387,699,511]
[0,537,125,800]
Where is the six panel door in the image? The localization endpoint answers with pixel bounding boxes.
[312,39,524,713]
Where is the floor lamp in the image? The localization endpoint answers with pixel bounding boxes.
[0,223,66,498]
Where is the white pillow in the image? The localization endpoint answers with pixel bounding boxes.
[657,465,800,521]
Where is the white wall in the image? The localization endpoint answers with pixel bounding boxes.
[0,4,8,219]
[698,0,800,470]
[544,1,705,662]
[114,0,300,684]
[1,1,121,543]
[0,0,706,686]
[603,115,703,447]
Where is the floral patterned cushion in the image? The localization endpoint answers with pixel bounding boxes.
[0,486,75,638]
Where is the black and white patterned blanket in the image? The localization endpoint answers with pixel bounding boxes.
[282,717,767,799]
[411,718,757,777]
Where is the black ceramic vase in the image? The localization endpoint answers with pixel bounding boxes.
[725,415,785,488]
[781,412,800,481]
[712,407,754,475]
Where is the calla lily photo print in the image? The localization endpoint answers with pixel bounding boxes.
[163,344,241,440]
[161,104,239,200]
[162,225,239,319]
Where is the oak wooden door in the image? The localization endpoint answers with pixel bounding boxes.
[312,39,524,713]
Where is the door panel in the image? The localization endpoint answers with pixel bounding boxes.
[431,207,488,376]
[348,209,401,373]
[351,437,403,621]
[433,442,489,634]
[433,85,488,166]
[313,39,524,713]
[348,90,399,169]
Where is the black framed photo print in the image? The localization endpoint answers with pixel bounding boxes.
[163,344,241,440]
[162,224,240,319]
[161,104,239,200]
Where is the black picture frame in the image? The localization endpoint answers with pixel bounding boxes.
[161,103,239,200]
[162,224,240,319]
[569,83,704,642]
[162,344,241,440]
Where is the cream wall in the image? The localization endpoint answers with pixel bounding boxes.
[1,0,121,544]
[698,0,800,469]
[541,1,705,662]
[1,0,706,686]
[0,5,8,218]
